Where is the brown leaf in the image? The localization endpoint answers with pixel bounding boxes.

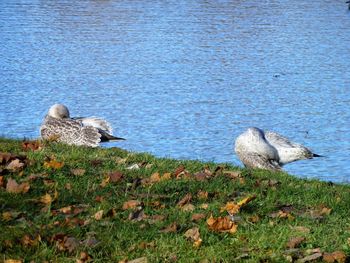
[71,168,86,176]
[44,159,64,169]
[197,190,208,200]
[191,213,206,222]
[292,226,310,233]
[177,193,192,207]
[0,152,12,164]
[123,200,142,210]
[4,260,23,263]
[323,251,347,263]
[286,237,305,249]
[207,215,238,234]
[21,140,42,151]
[184,227,202,247]
[160,222,178,233]
[20,234,41,247]
[109,171,124,182]
[77,251,93,263]
[6,178,30,194]
[64,237,80,253]
[6,159,25,172]
[0,176,4,187]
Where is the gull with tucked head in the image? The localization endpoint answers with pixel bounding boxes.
[234,127,322,171]
[40,104,125,147]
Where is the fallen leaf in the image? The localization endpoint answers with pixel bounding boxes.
[160,222,177,233]
[191,213,206,222]
[184,227,202,247]
[237,195,256,207]
[64,237,80,253]
[6,159,25,172]
[177,193,192,207]
[298,252,323,263]
[221,202,240,215]
[20,234,41,247]
[21,140,42,151]
[197,190,208,200]
[126,163,140,170]
[4,260,22,263]
[292,226,310,233]
[323,251,347,263]
[199,203,209,209]
[71,168,86,176]
[100,176,110,187]
[40,193,53,205]
[207,215,238,234]
[94,210,104,220]
[223,170,242,179]
[286,237,305,249]
[77,251,93,263]
[0,176,4,187]
[128,257,148,263]
[6,178,30,194]
[181,203,195,212]
[109,171,124,182]
[44,159,64,169]
[123,200,142,210]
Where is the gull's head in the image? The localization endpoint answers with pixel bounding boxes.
[48,104,70,119]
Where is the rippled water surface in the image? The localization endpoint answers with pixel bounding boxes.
[1,0,349,182]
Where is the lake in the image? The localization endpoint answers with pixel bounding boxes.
[0,0,349,182]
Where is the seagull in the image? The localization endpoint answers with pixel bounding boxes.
[40,104,125,147]
[234,127,322,171]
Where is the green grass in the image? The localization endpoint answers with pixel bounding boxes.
[1,137,350,262]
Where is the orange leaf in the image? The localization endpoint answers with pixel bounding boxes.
[44,159,64,169]
[191,213,206,222]
[6,178,30,194]
[123,200,141,210]
[207,215,237,234]
[40,193,54,205]
[221,202,240,215]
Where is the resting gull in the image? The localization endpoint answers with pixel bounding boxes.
[40,104,125,147]
[234,127,321,171]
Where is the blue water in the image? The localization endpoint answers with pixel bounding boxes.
[1,0,349,182]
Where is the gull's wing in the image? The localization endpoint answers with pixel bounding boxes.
[236,151,282,171]
[264,131,299,148]
[40,117,101,147]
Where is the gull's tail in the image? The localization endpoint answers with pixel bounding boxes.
[312,153,324,158]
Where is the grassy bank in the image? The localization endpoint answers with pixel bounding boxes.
[1,138,350,262]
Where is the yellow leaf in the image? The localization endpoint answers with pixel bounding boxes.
[221,202,240,215]
[40,193,53,205]
[44,159,64,169]
[4,260,22,263]
[237,195,256,207]
[2,212,12,221]
[161,172,172,181]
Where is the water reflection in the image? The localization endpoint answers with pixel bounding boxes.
[0,0,349,182]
